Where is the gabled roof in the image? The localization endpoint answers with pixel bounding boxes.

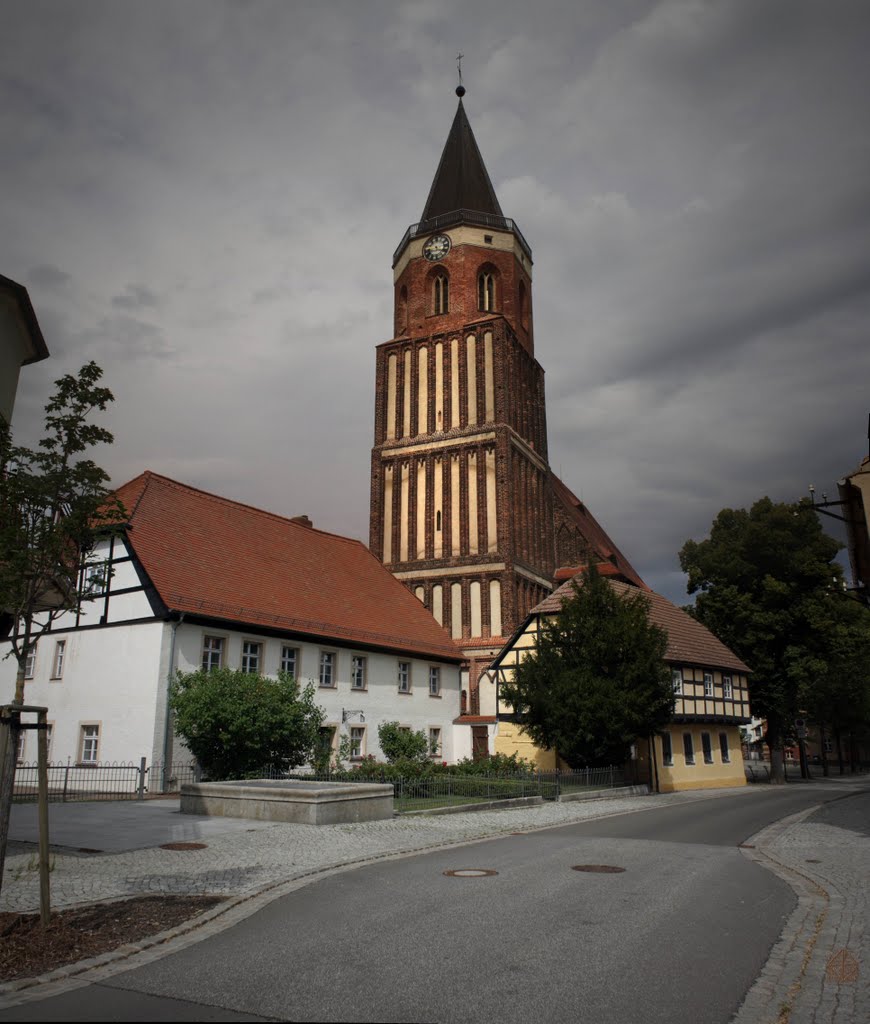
[113,472,462,662]
[550,474,647,590]
[421,100,504,222]
[526,575,751,674]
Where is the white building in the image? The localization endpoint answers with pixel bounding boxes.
[1,471,464,773]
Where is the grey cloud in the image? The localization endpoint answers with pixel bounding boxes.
[111,284,160,311]
[26,265,70,289]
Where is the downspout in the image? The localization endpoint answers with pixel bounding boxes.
[161,612,185,791]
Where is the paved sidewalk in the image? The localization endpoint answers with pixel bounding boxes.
[734,787,870,1024]
[1,777,868,1021]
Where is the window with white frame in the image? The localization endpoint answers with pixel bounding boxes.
[683,732,695,765]
[661,732,673,766]
[719,732,730,763]
[24,645,37,679]
[429,666,441,696]
[351,655,367,690]
[671,668,682,695]
[349,726,365,759]
[428,727,442,757]
[241,640,262,674]
[45,723,53,760]
[723,675,733,699]
[80,724,100,765]
[478,271,495,312]
[202,636,224,672]
[51,640,66,679]
[16,730,25,764]
[398,661,411,693]
[280,645,298,678]
[701,732,714,764]
[319,651,335,688]
[317,725,337,762]
[84,560,109,596]
[704,672,714,697]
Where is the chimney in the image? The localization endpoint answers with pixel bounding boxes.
[291,515,313,528]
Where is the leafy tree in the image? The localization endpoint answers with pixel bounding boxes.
[377,721,429,763]
[499,564,673,768]
[1,361,126,702]
[1,362,125,894]
[679,497,846,783]
[170,669,325,779]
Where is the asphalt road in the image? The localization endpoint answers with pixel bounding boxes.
[1,785,849,1023]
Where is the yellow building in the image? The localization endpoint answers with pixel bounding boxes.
[488,569,751,791]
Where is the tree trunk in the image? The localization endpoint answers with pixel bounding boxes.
[766,720,786,784]
[819,723,830,777]
[835,727,845,775]
[0,711,20,896]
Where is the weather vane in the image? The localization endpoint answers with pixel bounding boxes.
[456,52,466,97]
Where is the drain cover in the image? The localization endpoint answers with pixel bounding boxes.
[443,868,498,878]
[160,841,208,851]
[572,864,626,874]
[806,858,822,863]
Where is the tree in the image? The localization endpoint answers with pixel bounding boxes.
[1,361,125,893]
[170,668,325,779]
[499,564,674,768]
[377,721,429,763]
[679,497,846,784]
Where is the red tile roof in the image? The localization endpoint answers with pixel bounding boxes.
[530,576,751,673]
[550,474,647,589]
[113,472,462,662]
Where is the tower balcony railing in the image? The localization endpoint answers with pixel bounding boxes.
[393,209,532,266]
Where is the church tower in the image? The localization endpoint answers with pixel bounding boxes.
[369,88,557,708]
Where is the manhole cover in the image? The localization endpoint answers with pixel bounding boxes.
[443,868,498,878]
[572,864,626,874]
[806,858,822,863]
[160,841,208,851]
[826,949,859,983]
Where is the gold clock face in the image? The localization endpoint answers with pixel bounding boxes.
[422,234,451,261]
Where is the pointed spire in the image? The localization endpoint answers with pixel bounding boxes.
[420,96,503,223]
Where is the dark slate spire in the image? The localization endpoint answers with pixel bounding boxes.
[420,97,504,222]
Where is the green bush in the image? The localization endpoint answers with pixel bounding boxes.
[170,668,324,780]
[451,752,537,777]
[377,722,430,763]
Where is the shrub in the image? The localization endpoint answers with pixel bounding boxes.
[377,722,430,763]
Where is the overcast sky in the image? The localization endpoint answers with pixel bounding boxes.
[3,0,868,604]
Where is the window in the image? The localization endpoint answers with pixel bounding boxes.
[317,726,337,762]
[241,641,262,674]
[351,655,367,690]
[349,726,365,759]
[319,651,335,688]
[719,732,730,763]
[478,271,495,311]
[823,738,833,754]
[704,672,714,697]
[723,676,733,699]
[45,723,53,760]
[84,560,109,596]
[683,732,695,765]
[429,727,442,757]
[429,667,441,696]
[24,645,37,680]
[671,668,682,695]
[80,724,100,765]
[661,732,673,766]
[280,645,298,678]
[398,661,411,693]
[16,730,25,765]
[701,732,713,764]
[433,273,449,314]
[202,636,224,672]
[51,640,66,679]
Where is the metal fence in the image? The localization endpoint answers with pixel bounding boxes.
[12,759,201,803]
[11,760,630,808]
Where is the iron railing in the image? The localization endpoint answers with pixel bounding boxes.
[11,759,201,803]
[392,210,533,266]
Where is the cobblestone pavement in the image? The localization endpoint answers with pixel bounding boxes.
[1,778,868,1021]
[733,785,870,1024]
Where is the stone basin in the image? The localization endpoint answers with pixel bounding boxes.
[180,778,394,825]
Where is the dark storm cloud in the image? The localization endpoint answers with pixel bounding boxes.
[2,0,868,603]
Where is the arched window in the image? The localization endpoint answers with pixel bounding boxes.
[478,271,495,312]
[518,280,528,329]
[433,273,449,315]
